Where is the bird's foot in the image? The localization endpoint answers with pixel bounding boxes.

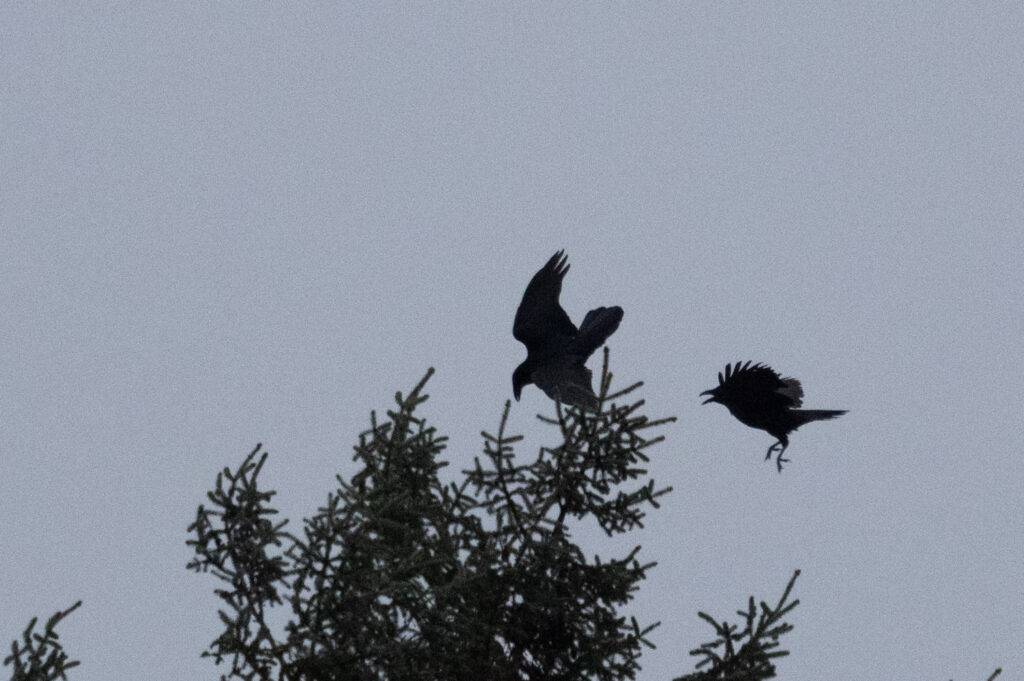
[765,442,789,472]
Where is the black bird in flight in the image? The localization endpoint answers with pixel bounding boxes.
[700,361,847,471]
[512,250,623,410]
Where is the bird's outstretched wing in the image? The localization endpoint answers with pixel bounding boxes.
[513,250,577,351]
[531,361,599,410]
[568,306,624,359]
[719,361,803,408]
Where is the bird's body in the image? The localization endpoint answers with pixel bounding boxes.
[512,251,623,409]
[701,361,846,471]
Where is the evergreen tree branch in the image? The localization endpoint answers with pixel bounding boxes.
[3,601,81,681]
[186,444,292,679]
[675,570,800,681]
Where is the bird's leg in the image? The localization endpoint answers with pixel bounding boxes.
[764,440,790,472]
[774,443,790,473]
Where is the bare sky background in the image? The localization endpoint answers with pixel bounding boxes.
[2,4,1022,680]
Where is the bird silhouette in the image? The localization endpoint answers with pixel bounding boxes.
[512,250,623,410]
[700,361,847,471]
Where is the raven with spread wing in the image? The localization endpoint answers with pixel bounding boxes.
[700,361,847,471]
[512,250,623,410]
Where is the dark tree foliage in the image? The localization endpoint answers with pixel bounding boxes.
[3,601,81,681]
[188,351,690,680]
[674,572,800,681]
[183,349,1001,681]
[3,354,1002,681]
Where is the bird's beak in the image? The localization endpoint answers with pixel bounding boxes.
[700,390,715,405]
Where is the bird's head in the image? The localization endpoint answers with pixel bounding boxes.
[512,362,532,401]
[700,387,720,405]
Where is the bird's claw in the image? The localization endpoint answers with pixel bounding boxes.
[765,442,788,472]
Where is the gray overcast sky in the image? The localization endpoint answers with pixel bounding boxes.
[2,4,1022,680]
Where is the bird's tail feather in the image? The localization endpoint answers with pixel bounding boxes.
[571,306,624,358]
[792,409,847,426]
